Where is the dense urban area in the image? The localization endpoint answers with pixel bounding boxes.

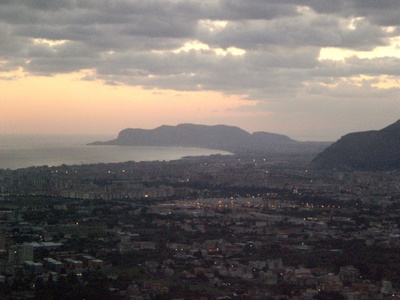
[1,153,400,299]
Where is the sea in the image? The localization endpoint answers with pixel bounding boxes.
[0,135,231,170]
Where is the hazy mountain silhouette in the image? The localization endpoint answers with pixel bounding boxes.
[90,123,330,155]
[311,120,400,171]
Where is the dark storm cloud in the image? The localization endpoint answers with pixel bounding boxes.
[0,0,399,101]
[348,0,400,26]
[199,16,390,51]
[216,0,299,20]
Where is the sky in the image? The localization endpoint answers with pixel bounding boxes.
[1,0,400,141]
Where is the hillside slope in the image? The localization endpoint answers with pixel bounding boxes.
[311,120,400,171]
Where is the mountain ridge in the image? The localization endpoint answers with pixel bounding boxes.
[311,119,400,171]
[90,123,330,155]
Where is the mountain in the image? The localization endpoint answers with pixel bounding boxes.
[90,123,330,155]
[311,120,400,171]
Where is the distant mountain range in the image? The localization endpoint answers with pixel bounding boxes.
[311,120,400,171]
[90,123,331,155]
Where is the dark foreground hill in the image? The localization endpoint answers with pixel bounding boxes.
[311,120,400,171]
[90,123,330,155]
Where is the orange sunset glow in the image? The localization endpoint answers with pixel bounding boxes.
[1,71,255,135]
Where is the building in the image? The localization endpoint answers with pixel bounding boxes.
[43,258,64,272]
[24,261,43,275]
[340,265,359,283]
[8,244,33,265]
[381,280,392,295]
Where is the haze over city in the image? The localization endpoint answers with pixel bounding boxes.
[1,0,400,140]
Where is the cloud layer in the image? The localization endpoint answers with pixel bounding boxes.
[1,0,399,138]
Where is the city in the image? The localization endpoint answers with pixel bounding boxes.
[1,154,400,299]
[2,0,400,299]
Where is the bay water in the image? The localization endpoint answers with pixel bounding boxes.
[0,135,231,170]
